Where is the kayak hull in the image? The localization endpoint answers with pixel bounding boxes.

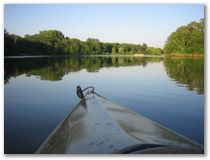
[36,93,203,154]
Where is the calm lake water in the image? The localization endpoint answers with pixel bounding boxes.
[4,56,204,153]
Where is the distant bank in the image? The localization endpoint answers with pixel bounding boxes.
[5,54,205,60]
[164,54,204,58]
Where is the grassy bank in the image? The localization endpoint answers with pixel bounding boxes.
[164,53,204,57]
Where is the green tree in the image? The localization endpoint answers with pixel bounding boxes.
[69,38,81,54]
[118,47,124,55]
[4,29,164,56]
[147,47,163,55]
[142,43,148,54]
[112,46,116,55]
[164,19,204,54]
[86,38,102,55]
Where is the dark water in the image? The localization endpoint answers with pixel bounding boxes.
[4,56,204,153]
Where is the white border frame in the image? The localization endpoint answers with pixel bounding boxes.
[1,1,208,160]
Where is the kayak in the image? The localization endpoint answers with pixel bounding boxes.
[36,87,203,154]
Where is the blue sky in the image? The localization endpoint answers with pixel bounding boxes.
[4,4,204,48]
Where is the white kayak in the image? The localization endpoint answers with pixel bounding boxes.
[36,87,203,154]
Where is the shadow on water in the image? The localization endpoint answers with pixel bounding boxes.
[163,57,204,95]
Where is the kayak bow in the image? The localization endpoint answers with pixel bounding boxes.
[36,87,203,154]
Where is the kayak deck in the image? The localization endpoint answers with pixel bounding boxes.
[36,93,202,154]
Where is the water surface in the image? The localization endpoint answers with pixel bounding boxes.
[4,56,204,153]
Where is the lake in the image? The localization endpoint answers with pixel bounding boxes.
[4,56,204,154]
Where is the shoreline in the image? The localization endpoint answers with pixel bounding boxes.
[4,53,204,59]
[164,54,204,57]
[4,54,164,58]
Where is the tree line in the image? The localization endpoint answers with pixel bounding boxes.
[164,18,204,54]
[4,30,163,56]
[4,18,204,56]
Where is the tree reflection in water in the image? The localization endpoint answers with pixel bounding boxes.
[4,56,162,83]
[5,56,204,95]
[164,57,204,95]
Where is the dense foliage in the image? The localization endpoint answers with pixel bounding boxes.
[164,19,204,54]
[4,18,204,56]
[4,30,163,56]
